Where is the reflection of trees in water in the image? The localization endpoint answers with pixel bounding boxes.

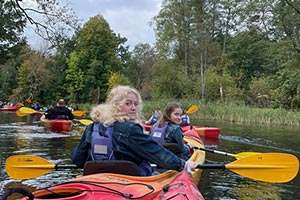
[235,181,280,200]
[0,112,24,124]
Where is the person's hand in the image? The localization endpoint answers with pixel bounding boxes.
[183,161,199,175]
[187,142,194,149]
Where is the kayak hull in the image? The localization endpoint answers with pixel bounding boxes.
[153,171,204,200]
[194,126,221,139]
[145,124,221,139]
[40,116,72,133]
[0,106,20,111]
[20,171,204,200]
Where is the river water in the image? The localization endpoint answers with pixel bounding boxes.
[0,111,299,199]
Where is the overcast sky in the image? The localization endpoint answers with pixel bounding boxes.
[27,0,162,50]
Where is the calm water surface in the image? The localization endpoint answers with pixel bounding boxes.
[0,111,299,199]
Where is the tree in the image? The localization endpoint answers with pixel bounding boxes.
[0,0,26,64]
[124,43,157,98]
[65,15,129,103]
[9,0,80,48]
[66,52,84,103]
[10,45,51,102]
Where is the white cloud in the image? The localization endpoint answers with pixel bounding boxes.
[26,0,162,50]
[71,0,162,48]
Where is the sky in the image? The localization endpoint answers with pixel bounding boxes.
[27,0,162,50]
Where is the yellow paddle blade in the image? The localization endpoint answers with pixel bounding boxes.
[19,107,37,114]
[5,155,55,180]
[16,110,30,117]
[186,105,199,114]
[227,153,299,183]
[17,102,24,106]
[72,110,86,117]
[78,119,93,125]
[232,152,261,160]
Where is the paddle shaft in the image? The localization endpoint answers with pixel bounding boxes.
[194,147,233,157]
[55,164,78,170]
[197,164,225,169]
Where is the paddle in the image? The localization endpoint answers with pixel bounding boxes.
[18,107,93,126]
[6,153,299,183]
[5,155,79,180]
[18,107,87,117]
[193,147,260,160]
[72,110,87,117]
[197,153,299,183]
[17,102,24,106]
[18,107,44,115]
[186,105,199,114]
[16,110,30,117]
[76,119,93,126]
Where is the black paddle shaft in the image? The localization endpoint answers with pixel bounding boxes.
[55,164,79,170]
[196,164,226,169]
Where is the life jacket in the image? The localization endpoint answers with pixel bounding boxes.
[149,114,160,125]
[90,123,114,160]
[180,114,190,126]
[91,123,153,176]
[151,122,168,144]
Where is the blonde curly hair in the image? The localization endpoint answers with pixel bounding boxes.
[90,85,143,126]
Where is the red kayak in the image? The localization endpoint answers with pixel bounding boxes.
[40,116,72,133]
[181,125,221,139]
[14,171,203,200]
[0,105,20,112]
[144,124,221,139]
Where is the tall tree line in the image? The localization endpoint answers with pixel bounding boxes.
[1,0,300,110]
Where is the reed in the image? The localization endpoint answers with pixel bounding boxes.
[79,100,300,126]
[143,100,300,126]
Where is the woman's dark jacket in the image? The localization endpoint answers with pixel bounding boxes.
[71,121,186,171]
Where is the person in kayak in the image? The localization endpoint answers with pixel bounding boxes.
[150,102,193,160]
[45,99,74,120]
[145,108,161,125]
[180,110,191,126]
[70,85,198,176]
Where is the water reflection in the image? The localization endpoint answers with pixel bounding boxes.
[234,181,281,200]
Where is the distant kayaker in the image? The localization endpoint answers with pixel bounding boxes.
[71,85,198,176]
[150,102,193,160]
[145,108,161,125]
[45,99,74,120]
[180,110,191,126]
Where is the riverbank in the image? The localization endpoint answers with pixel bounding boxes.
[144,100,300,126]
[79,100,300,126]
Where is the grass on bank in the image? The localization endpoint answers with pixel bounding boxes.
[79,100,300,126]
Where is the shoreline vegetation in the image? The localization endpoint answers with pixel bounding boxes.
[80,100,300,127]
[143,101,300,127]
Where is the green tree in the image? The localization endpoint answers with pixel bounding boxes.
[66,52,84,103]
[0,0,26,64]
[125,43,156,98]
[227,29,270,91]
[11,45,51,102]
[66,15,129,103]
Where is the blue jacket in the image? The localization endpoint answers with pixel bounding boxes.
[71,121,186,172]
